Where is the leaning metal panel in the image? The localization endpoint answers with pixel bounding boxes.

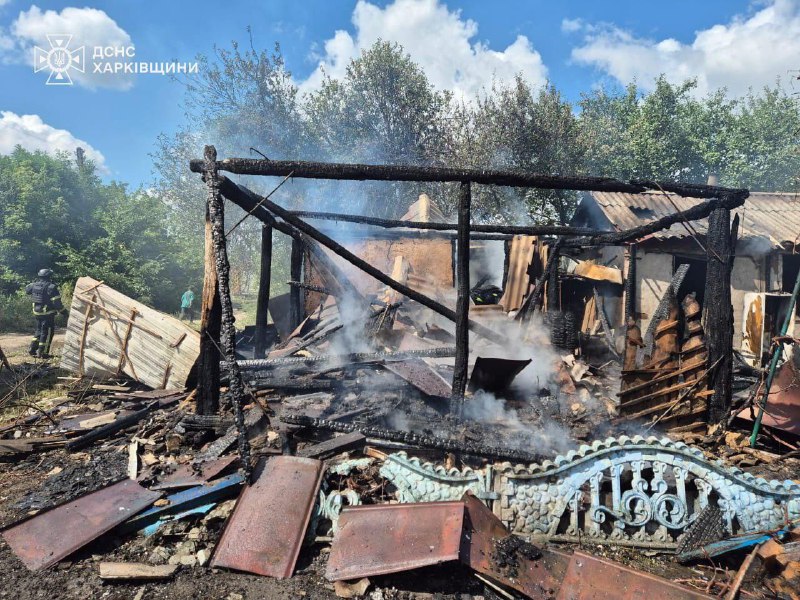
[379,436,800,550]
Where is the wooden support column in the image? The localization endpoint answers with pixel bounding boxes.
[289,237,304,329]
[254,224,272,358]
[203,145,252,478]
[197,204,221,415]
[546,244,560,312]
[450,181,471,416]
[703,205,733,422]
[624,244,637,322]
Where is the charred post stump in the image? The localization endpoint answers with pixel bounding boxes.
[703,205,734,422]
[254,224,272,358]
[196,205,221,415]
[289,237,304,329]
[450,182,471,416]
[203,145,253,479]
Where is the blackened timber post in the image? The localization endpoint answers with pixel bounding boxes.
[203,145,253,480]
[624,244,637,322]
[450,181,471,416]
[704,204,734,422]
[254,224,272,358]
[546,243,561,313]
[196,204,221,415]
[290,237,304,329]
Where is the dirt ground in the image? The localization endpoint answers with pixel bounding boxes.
[0,329,66,359]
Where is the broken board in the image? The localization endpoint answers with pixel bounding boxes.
[60,277,200,390]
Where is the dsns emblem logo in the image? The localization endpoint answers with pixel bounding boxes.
[34,34,85,85]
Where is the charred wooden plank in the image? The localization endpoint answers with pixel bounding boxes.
[197,204,221,415]
[297,432,366,459]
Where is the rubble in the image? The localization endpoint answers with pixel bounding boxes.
[2,153,798,599]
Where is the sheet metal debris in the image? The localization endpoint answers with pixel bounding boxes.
[460,492,563,598]
[326,501,464,581]
[468,357,532,394]
[211,456,324,578]
[122,473,243,533]
[2,479,161,571]
[384,358,452,398]
[557,551,712,600]
[151,455,239,490]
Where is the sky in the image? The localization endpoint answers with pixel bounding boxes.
[0,0,796,187]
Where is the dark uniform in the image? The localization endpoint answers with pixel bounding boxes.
[25,269,64,358]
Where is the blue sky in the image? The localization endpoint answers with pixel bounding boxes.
[1,0,793,187]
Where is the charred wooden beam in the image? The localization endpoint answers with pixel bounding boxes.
[289,237,304,329]
[189,158,745,199]
[281,414,544,463]
[624,244,637,322]
[196,205,221,415]
[203,145,253,480]
[254,225,272,358]
[287,280,331,295]
[289,209,600,237]
[236,346,457,370]
[451,182,471,415]
[561,193,748,247]
[216,177,505,345]
[704,207,734,422]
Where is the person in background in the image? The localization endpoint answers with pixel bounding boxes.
[180,287,195,322]
[25,268,65,359]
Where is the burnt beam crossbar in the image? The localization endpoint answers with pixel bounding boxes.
[189,158,746,200]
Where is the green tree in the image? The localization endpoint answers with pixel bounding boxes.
[0,147,197,315]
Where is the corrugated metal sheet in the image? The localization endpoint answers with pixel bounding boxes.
[60,277,200,389]
[499,235,536,311]
[586,191,800,249]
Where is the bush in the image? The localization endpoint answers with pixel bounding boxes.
[0,291,33,333]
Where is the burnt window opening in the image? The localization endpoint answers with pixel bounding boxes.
[673,255,707,341]
[673,255,707,308]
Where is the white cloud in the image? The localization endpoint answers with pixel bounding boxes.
[569,0,800,97]
[0,111,107,171]
[3,5,134,90]
[560,18,583,33]
[300,0,548,98]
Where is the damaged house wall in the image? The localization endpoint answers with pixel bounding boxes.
[571,191,800,366]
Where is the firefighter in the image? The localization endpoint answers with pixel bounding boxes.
[25,268,65,359]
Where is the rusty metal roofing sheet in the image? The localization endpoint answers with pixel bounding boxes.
[211,456,323,578]
[460,493,565,598]
[2,479,161,571]
[556,551,712,600]
[326,501,464,581]
[585,191,800,248]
